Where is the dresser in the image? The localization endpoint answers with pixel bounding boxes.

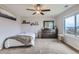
[41,28,58,38]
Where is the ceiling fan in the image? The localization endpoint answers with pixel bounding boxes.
[26,4,50,15]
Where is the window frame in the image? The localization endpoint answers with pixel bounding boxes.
[75,13,79,37]
[64,13,79,37]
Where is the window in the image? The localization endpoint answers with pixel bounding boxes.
[64,16,75,35]
[76,14,79,36]
[64,13,79,36]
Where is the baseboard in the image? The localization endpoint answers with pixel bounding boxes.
[61,40,79,53]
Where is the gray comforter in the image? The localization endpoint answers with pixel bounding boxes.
[3,35,32,48]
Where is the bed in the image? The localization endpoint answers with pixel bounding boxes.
[3,33,36,48]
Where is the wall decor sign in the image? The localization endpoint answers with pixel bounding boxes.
[30,22,39,26]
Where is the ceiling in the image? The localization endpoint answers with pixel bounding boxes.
[1,4,75,17]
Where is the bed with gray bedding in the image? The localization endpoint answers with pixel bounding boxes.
[3,33,35,48]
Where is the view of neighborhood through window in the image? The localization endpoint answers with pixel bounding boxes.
[64,14,79,36]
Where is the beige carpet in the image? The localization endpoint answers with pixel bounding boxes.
[0,39,77,54]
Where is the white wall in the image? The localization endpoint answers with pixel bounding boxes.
[21,16,55,33]
[0,17,21,49]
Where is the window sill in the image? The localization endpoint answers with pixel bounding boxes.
[64,34,79,39]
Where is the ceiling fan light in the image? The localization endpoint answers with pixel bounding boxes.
[36,11,40,14]
[26,4,50,15]
[37,7,40,10]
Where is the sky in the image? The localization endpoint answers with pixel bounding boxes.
[65,15,79,27]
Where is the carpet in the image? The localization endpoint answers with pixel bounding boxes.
[0,38,77,54]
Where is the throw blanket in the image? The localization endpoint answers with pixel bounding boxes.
[3,35,32,48]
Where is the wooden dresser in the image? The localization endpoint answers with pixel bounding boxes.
[41,28,58,38]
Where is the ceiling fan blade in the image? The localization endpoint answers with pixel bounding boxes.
[40,12,44,15]
[32,12,36,15]
[26,9,35,11]
[41,9,50,11]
